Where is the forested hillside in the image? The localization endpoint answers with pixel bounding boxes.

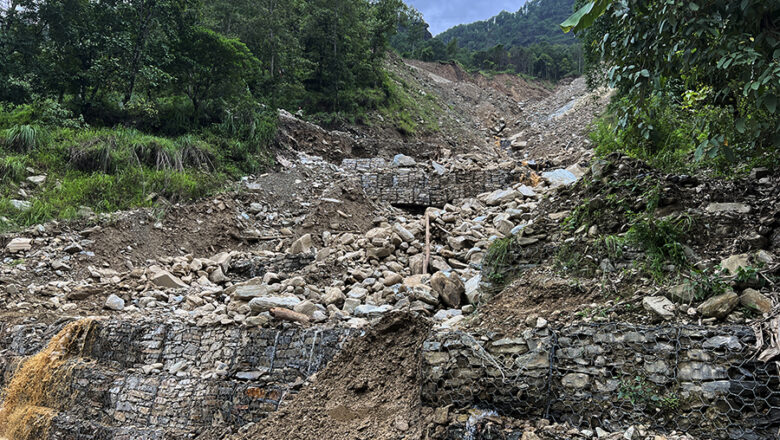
[0,0,415,230]
[437,0,576,50]
[391,0,581,81]
[569,0,779,171]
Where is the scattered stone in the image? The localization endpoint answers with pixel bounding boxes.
[104,294,125,311]
[705,203,751,214]
[392,224,415,242]
[150,270,188,289]
[26,175,46,185]
[354,304,392,317]
[542,169,578,186]
[293,300,320,317]
[698,291,739,319]
[383,271,402,286]
[667,284,695,304]
[464,274,482,304]
[10,200,31,211]
[288,234,313,254]
[234,284,270,300]
[322,287,346,306]
[248,296,302,313]
[517,185,537,197]
[5,238,32,253]
[209,266,229,284]
[392,154,416,167]
[740,288,772,314]
[270,307,310,323]
[484,189,518,206]
[643,296,675,320]
[430,271,465,308]
[721,254,750,275]
[245,315,270,327]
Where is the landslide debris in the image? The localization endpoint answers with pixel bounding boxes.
[227,312,431,440]
[469,153,779,334]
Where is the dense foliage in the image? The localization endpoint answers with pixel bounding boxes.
[571,0,780,170]
[0,0,404,128]
[438,0,576,50]
[0,0,407,230]
[391,0,582,81]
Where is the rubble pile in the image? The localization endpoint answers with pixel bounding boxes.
[1,150,582,333]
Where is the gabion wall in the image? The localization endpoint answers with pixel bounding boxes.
[360,169,522,207]
[421,323,780,439]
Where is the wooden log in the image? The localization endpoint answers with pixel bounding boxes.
[423,210,431,274]
[270,307,310,323]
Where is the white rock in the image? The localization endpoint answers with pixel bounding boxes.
[5,237,32,252]
[642,296,675,320]
[248,296,301,313]
[150,270,188,289]
[10,200,31,211]
[484,189,519,206]
[392,224,415,242]
[392,154,416,167]
[105,294,125,311]
[541,169,578,187]
[288,234,313,254]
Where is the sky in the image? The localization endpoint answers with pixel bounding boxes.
[407,0,528,36]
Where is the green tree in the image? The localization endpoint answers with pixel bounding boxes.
[172,27,261,121]
[568,0,780,161]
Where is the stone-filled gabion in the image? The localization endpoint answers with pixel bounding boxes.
[421,323,780,439]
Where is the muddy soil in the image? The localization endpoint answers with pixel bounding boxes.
[207,313,433,440]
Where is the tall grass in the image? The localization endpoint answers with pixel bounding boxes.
[3,125,49,152]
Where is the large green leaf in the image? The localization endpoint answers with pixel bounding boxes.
[560,0,613,33]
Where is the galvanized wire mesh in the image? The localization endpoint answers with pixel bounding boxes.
[421,323,780,439]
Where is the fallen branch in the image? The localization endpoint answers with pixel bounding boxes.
[270,307,310,324]
[423,210,431,274]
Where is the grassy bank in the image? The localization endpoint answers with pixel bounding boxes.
[0,104,276,233]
